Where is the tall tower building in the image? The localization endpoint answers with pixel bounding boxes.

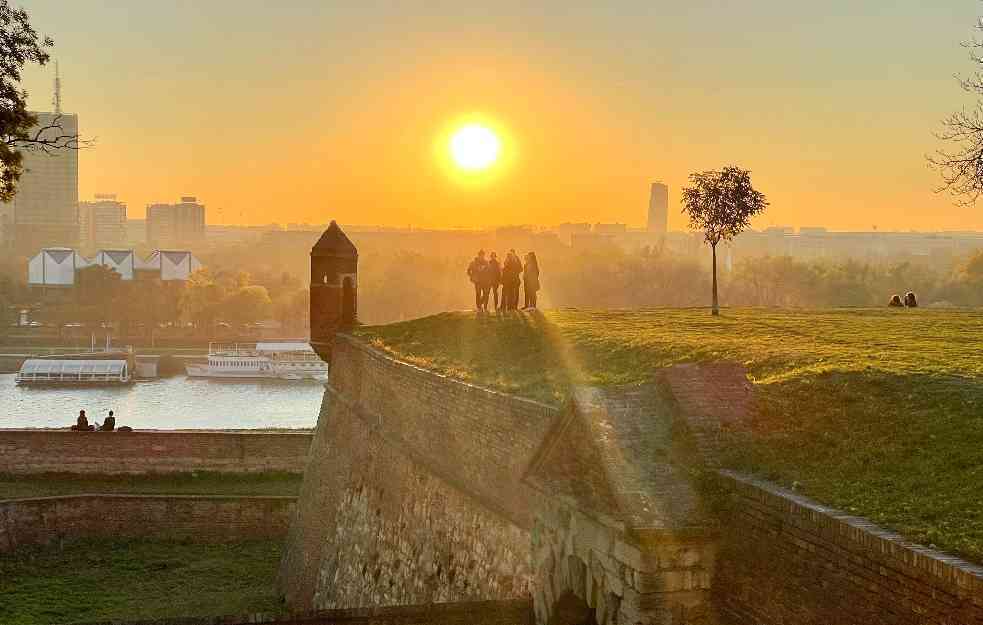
[648,182,668,234]
[146,196,206,248]
[12,112,80,256]
[79,194,127,251]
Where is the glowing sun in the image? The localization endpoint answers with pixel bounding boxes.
[449,124,501,171]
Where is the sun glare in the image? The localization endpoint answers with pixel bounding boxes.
[449,124,501,171]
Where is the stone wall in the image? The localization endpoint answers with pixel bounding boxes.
[280,335,557,611]
[0,494,296,553]
[0,430,313,475]
[714,471,983,625]
[77,599,532,625]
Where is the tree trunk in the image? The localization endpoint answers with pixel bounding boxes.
[711,243,720,316]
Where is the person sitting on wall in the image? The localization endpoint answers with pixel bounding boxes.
[888,294,904,308]
[70,409,94,431]
[904,291,918,308]
[99,410,116,432]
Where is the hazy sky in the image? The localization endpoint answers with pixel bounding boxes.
[17,1,983,230]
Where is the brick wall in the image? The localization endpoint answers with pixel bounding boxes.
[714,471,983,625]
[326,336,557,527]
[0,430,313,475]
[280,336,557,611]
[0,494,296,553]
[76,599,533,625]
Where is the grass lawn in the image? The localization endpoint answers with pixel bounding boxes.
[0,472,303,501]
[0,539,285,625]
[357,308,983,563]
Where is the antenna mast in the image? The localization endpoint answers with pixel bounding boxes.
[52,61,61,115]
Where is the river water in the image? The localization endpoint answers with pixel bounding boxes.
[0,374,324,429]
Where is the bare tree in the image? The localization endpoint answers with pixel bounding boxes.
[930,14,983,204]
[681,166,768,316]
[0,0,86,203]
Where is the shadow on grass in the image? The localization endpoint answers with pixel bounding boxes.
[723,368,983,563]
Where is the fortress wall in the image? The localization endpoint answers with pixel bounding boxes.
[714,471,983,625]
[0,430,313,475]
[280,336,558,611]
[0,494,295,553]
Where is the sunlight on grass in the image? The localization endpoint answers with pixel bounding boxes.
[357,308,983,562]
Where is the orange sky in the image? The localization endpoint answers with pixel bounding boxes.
[17,1,983,231]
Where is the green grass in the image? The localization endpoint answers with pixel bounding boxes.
[0,472,303,501]
[0,539,285,625]
[357,308,983,563]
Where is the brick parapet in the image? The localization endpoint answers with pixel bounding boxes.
[0,493,296,553]
[0,429,313,475]
[716,470,983,624]
[75,599,533,625]
[328,334,559,528]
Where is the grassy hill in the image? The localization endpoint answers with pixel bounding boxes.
[357,308,983,563]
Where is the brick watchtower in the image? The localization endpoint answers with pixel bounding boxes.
[310,221,357,362]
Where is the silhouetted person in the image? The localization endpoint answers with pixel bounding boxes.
[904,291,918,308]
[467,250,488,311]
[100,410,116,432]
[523,252,540,309]
[71,410,93,431]
[501,250,522,311]
[485,252,502,311]
[888,294,904,308]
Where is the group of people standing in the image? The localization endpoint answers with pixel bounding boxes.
[467,249,540,312]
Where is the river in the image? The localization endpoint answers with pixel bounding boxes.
[0,374,324,429]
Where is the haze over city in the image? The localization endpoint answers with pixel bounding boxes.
[17,1,983,230]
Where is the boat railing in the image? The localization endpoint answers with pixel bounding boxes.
[208,342,261,357]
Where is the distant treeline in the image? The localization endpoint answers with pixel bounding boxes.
[354,247,983,323]
[3,241,983,330]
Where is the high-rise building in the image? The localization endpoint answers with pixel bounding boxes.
[146,196,206,248]
[0,203,12,250]
[79,193,127,251]
[648,182,668,234]
[12,112,80,256]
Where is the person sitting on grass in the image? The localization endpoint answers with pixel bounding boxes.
[888,294,904,308]
[904,291,918,308]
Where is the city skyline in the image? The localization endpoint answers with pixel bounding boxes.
[15,1,983,231]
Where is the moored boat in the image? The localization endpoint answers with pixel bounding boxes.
[185,341,327,381]
[15,359,133,386]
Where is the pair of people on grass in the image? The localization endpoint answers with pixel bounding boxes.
[467,249,540,312]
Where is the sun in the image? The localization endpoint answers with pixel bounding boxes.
[449,124,501,171]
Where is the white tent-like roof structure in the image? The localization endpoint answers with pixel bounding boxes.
[27,249,90,287]
[27,249,203,286]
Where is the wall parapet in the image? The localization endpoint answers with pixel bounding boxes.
[329,334,559,529]
[0,493,296,553]
[0,429,313,475]
[716,470,983,624]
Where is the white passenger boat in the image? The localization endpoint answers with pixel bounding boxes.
[185,341,327,382]
[16,359,133,386]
